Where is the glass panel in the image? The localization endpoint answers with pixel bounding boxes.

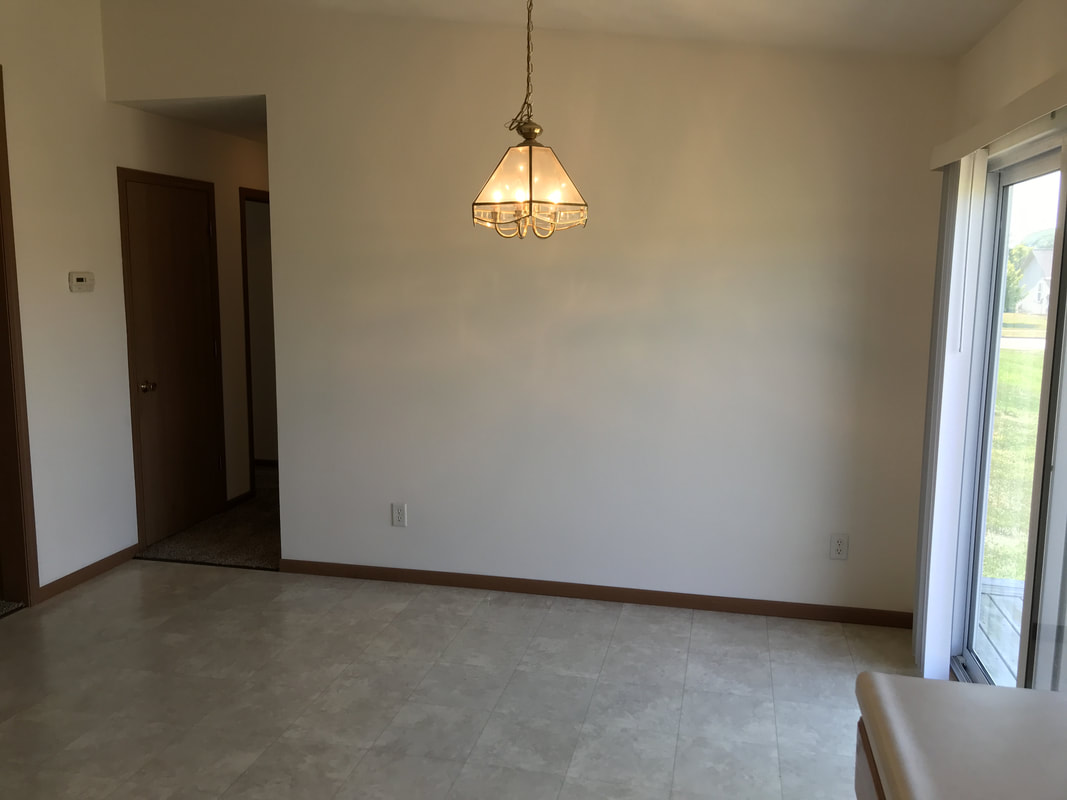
[473,145,532,206]
[1030,161,1067,692]
[973,169,1062,686]
[473,144,588,238]
[530,146,586,204]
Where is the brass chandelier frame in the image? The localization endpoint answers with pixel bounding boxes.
[471,0,587,240]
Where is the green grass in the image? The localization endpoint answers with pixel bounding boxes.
[1001,312,1047,338]
[984,347,1044,580]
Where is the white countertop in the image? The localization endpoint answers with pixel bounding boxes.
[856,671,1067,800]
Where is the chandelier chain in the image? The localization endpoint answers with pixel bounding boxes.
[507,0,535,130]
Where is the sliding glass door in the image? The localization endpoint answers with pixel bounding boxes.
[1027,154,1067,691]
[966,155,1063,686]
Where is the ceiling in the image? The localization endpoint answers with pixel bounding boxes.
[119,0,1020,140]
[123,96,268,143]
[304,0,1020,57]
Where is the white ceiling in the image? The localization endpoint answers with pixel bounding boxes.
[304,0,1020,57]
[123,96,268,143]
[118,0,1021,141]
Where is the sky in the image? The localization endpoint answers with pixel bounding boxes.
[1007,170,1061,248]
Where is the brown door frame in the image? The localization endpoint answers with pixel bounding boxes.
[239,187,270,495]
[117,167,226,549]
[0,66,40,605]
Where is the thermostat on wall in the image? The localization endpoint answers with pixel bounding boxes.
[68,271,94,293]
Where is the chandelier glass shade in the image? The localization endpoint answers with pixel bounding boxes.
[471,0,586,240]
[472,138,587,240]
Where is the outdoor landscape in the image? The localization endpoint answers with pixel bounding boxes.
[984,231,1057,581]
[985,328,1043,581]
[975,177,1060,684]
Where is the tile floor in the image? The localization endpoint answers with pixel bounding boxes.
[0,561,917,799]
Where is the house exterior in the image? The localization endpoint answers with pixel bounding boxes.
[1016,247,1055,314]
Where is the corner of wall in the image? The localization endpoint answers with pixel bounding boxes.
[951,0,1067,134]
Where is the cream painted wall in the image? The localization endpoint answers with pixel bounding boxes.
[2,0,267,585]
[954,0,1067,130]
[100,1,952,611]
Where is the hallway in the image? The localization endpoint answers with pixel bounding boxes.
[136,465,280,571]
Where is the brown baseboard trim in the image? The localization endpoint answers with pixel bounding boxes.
[224,490,254,509]
[32,544,139,605]
[279,560,912,628]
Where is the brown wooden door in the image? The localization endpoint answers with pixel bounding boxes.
[118,169,226,546]
[0,67,37,604]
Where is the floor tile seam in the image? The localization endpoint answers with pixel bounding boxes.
[364,664,437,750]
[40,716,188,786]
[110,700,216,734]
[221,701,371,799]
[149,717,284,800]
[3,766,120,794]
[480,704,588,742]
[289,592,350,619]
[766,652,857,671]
[291,658,357,721]
[840,627,864,672]
[765,617,787,799]
[371,614,467,663]
[376,634,500,777]
[453,762,570,800]
[531,604,619,639]
[439,630,538,670]
[323,742,373,800]
[555,604,623,790]
[18,730,101,782]
[437,617,467,658]
[485,616,545,721]
[464,744,574,781]
[267,644,366,679]
[666,612,694,796]
[450,675,501,798]
[193,666,342,778]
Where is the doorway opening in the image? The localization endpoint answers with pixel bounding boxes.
[239,188,278,498]
[0,66,38,615]
[120,166,279,571]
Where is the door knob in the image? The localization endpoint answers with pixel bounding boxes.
[139,380,158,393]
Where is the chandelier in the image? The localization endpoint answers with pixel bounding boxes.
[471,0,587,239]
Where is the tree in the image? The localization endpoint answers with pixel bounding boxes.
[1004,244,1031,313]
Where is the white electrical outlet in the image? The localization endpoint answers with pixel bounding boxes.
[391,503,408,528]
[830,534,849,560]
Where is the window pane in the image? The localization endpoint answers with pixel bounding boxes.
[974,170,1061,686]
